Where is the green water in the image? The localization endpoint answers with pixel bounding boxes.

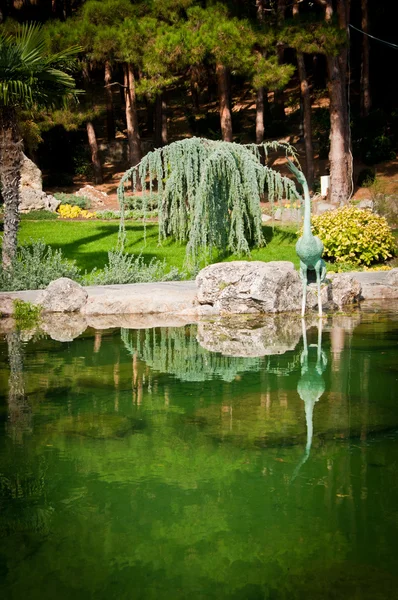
[0,309,397,599]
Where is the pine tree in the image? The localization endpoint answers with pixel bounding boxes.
[78,0,135,145]
[184,5,259,142]
[315,0,352,205]
[292,0,315,190]
[284,2,348,200]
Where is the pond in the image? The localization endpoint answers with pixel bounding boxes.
[0,306,397,599]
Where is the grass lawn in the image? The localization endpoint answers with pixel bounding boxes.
[16,220,300,274]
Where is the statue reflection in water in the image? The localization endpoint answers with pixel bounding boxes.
[291,318,327,481]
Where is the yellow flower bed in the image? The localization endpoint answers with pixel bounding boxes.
[58,204,97,219]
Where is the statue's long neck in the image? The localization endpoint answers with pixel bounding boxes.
[303,182,312,237]
[304,399,314,454]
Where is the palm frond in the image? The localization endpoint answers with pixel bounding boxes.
[0,22,81,110]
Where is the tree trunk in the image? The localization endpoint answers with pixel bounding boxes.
[216,63,233,142]
[360,0,371,117]
[190,66,201,113]
[297,54,315,191]
[256,0,267,144]
[0,4,7,23]
[256,87,265,144]
[323,0,352,205]
[86,121,103,184]
[145,96,154,135]
[161,95,168,146]
[64,0,72,18]
[6,331,31,442]
[274,0,286,121]
[52,0,66,20]
[124,63,142,165]
[293,1,314,191]
[82,64,102,184]
[155,93,168,147]
[104,60,115,141]
[327,53,351,205]
[0,107,23,269]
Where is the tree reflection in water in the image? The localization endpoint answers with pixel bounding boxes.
[5,331,31,442]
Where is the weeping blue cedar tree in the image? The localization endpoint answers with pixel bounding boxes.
[117,137,301,266]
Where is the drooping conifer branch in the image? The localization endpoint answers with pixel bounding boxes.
[117,137,300,265]
[121,326,261,383]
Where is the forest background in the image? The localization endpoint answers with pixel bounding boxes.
[1,0,398,208]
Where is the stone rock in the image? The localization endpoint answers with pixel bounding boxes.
[197,315,303,357]
[0,317,17,335]
[75,185,107,208]
[38,278,88,313]
[19,188,61,213]
[306,273,361,310]
[196,261,302,314]
[261,214,272,223]
[0,295,16,316]
[328,273,362,308]
[272,207,302,222]
[41,313,87,342]
[44,194,61,212]
[313,202,335,215]
[386,268,398,286]
[18,154,60,213]
[20,154,42,191]
[81,281,197,315]
[358,199,373,210]
[360,284,398,300]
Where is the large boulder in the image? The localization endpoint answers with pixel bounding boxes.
[196,261,302,314]
[196,262,363,315]
[306,273,362,310]
[38,278,88,313]
[19,154,60,213]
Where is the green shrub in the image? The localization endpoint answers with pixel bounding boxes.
[53,193,91,209]
[96,209,158,221]
[95,210,120,220]
[84,251,182,285]
[311,206,396,266]
[13,300,42,329]
[0,240,81,291]
[20,210,58,220]
[124,193,159,211]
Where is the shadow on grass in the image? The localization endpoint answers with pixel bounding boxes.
[8,220,299,273]
[17,223,185,272]
[262,224,298,244]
